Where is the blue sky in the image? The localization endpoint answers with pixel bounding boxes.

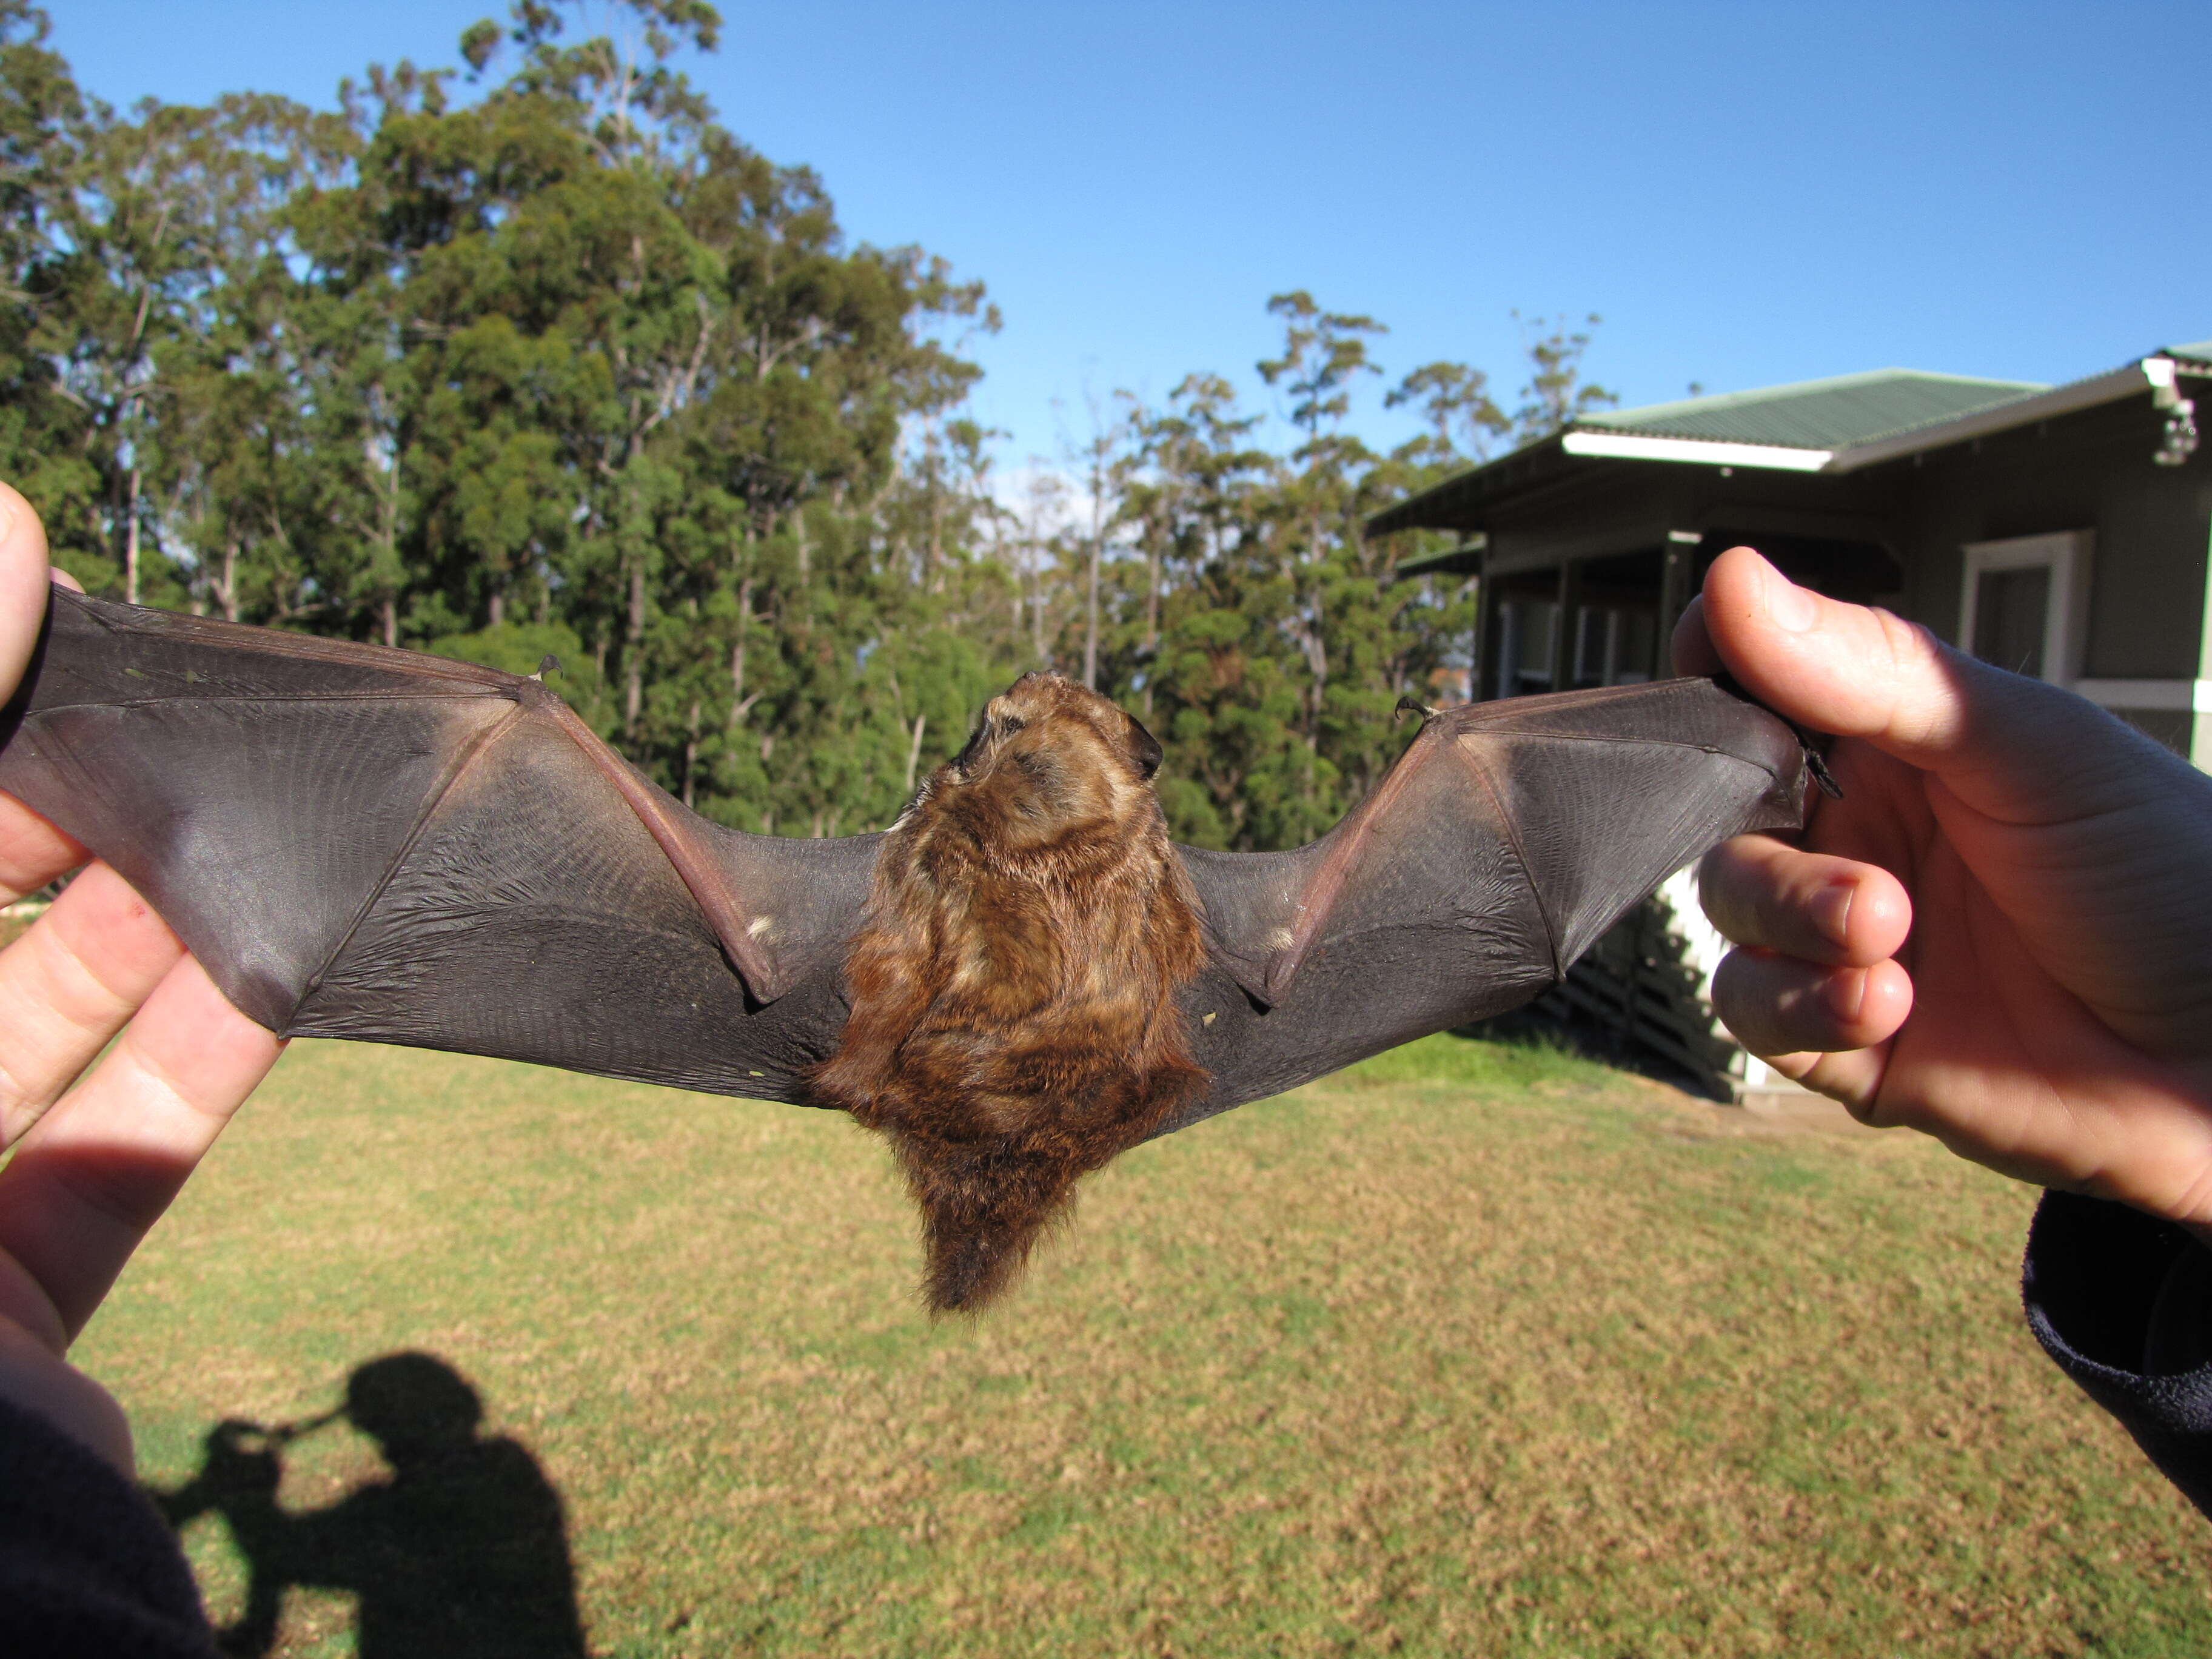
[50,1,2212,470]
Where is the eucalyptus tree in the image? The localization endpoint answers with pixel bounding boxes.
[0,0,1626,852]
[0,2,95,568]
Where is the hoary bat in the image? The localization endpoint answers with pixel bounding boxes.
[0,589,1812,1309]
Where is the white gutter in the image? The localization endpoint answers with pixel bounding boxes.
[1559,431,1833,471]
[1560,357,2179,477]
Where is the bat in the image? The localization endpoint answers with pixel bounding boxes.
[808,671,1213,1309]
[0,589,1811,1305]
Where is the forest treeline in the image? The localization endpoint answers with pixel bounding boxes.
[0,0,1617,850]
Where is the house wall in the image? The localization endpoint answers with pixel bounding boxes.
[1878,394,2211,679]
[1446,387,2212,756]
[1873,392,2212,754]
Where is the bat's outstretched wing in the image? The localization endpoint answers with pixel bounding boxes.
[0,596,1806,1123]
[0,589,871,1102]
[1168,679,1809,1131]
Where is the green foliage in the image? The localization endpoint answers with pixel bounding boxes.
[0,0,1614,846]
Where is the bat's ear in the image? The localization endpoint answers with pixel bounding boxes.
[1125,713,1164,780]
[951,717,987,776]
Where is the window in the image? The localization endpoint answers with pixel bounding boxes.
[1957,531,2093,687]
[1569,605,1656,689]
[1496,598,1557,695]
[1496,595,1659,697]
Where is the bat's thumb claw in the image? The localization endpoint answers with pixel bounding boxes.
[531,654,561,682]
[1805,746,1844,799]
[1394,695,1436,725]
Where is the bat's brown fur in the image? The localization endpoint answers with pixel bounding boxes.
[808,673,1209,1312]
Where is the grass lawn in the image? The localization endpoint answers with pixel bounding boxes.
[76,1033,2210,1657]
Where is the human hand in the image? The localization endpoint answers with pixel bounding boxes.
[0,483,283,1473]
[201,1420,284,1495]
[1676,545,2212,1240]
[153,1419,285,1527]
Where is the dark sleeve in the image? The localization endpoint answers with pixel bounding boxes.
[2023,1189,2212,1520]
[0,1394,218,1658]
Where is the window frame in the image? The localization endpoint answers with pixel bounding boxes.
[1957,529,2094,688]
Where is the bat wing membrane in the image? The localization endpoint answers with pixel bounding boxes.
[0,599,1805,1122]
[1167,679,1807,1130]
[0,591,873,1102]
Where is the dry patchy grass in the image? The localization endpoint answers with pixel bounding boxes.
[75,1034,2211,1657]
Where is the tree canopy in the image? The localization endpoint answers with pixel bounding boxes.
[0,0,1615,850]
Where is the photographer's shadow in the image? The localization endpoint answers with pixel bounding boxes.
[152,1351,588,1658]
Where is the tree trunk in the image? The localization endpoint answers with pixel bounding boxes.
[221,540,239,623]
[123,468,141,606]
[903,712,927,793]
[1084,533,1100,690]
[927,463,943,592]
[378,438,401,642]
[682,699,700,810]
[624,562,646,740]
[1028,545,1047,666]
[1143,534,1160,717]
[727,576,751,727]
[487,588,505,628]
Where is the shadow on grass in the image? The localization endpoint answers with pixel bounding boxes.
[150,1352,588,1658]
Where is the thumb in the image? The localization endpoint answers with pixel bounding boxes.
[1677,545,2173,818]
[0,483,51,704]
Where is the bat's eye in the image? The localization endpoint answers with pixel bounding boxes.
[996,715,1027,737]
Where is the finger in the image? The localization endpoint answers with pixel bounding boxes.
[1710,947,1914,1057]
[1738,1044,1896,1125]
[1669,592,1723,678]
[0,793,86,900]
[1690,547,2167,819]
[0,864,188,1148]
[0,488,85,894]
[47,568,81,595]
[0,955,281,1346]
[0,481,50,699]
[1698,836,1911,968]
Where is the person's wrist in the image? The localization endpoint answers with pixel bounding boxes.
[0,1314,133,1473]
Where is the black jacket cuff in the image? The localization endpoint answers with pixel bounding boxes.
[2023,1189,2212,1520]
[0,1392,216,1657]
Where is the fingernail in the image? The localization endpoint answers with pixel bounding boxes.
[1811,882,1854,947]
[1763,566,1815,632]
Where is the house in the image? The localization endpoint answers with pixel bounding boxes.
[1373,341,2212,757]
[1367,341,2212,1096]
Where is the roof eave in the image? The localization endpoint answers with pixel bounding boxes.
[1365,353,2200,537]
[1823,360,2167,474]
[1555,358,2179,477]
[1365,434,1569,537]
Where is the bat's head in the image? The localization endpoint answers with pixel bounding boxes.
[940,672,1166,850]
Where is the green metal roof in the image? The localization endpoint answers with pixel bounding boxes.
[1368,339,2211,539]
[1577,368,2046,451]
